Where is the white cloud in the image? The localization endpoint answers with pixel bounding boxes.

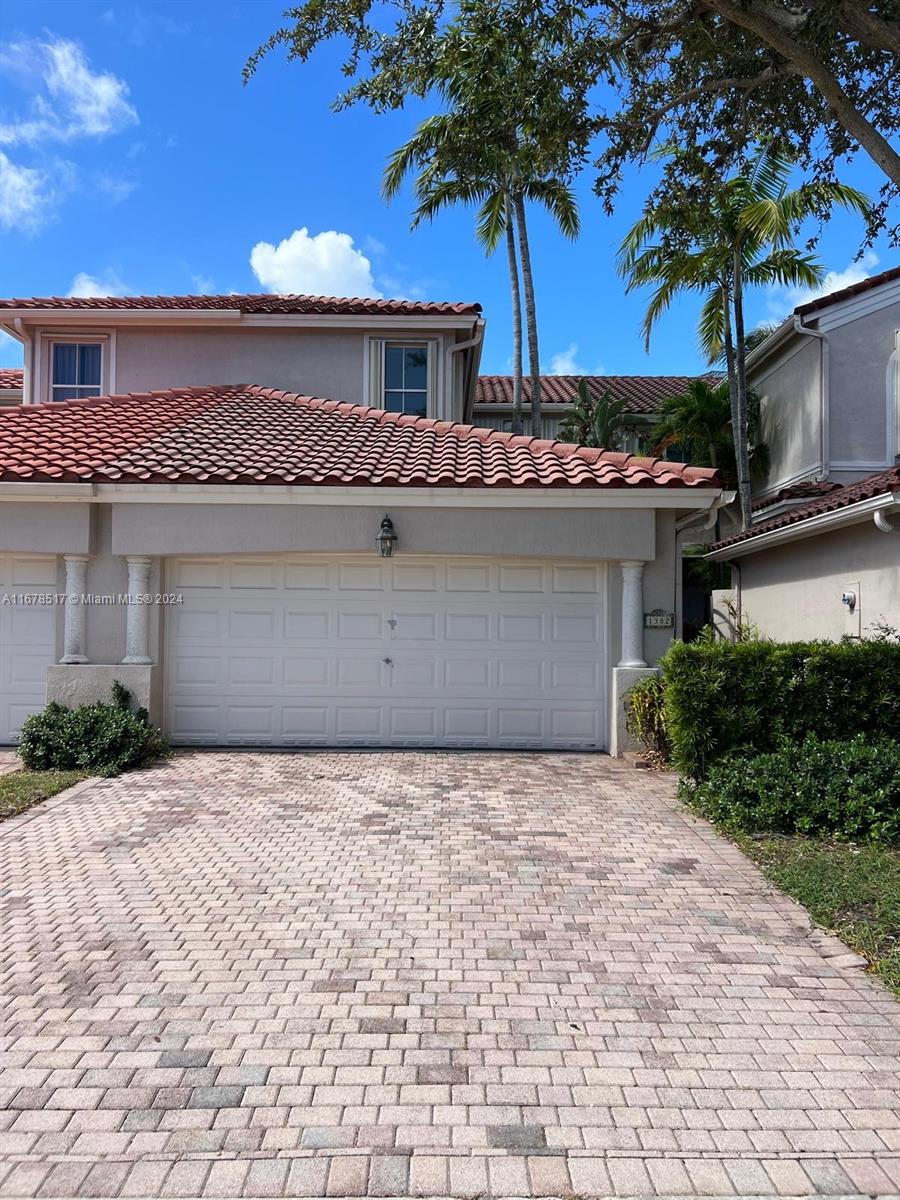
[0,38,137,146]
[549,343,606,376]
[766,251,880,320]
[550,342,583,375]
[0,151,49,230]
[93,172,137,204]
[249,227,381,297]
[67,271,130,297]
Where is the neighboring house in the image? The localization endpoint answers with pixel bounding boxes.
[0,293,722,753]
[708,265,900,639]
[748,263,900,496]
[473,374,717,446]
[708,466,900,641]
[0,368,23,407]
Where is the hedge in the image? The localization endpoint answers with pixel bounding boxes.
[682,734,900,844]
[19,682,169,778]
[661,639,900,780]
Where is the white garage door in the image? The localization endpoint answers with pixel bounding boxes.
[0,556,57,743]
[166,555,607,749]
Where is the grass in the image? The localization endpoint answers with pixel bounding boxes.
[0,768,87,823]
[734,832,900,997]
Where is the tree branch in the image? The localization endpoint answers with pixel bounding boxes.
[639,63,799,153]
[701,0,900,187]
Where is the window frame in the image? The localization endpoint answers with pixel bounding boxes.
[367,337,439,419]
[39,332,113,405]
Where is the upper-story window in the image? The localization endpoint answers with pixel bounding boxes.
[383,343,429,417]
[51,342,102,401]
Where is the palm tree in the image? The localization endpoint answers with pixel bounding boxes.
[384,119,579,434]
[558,379,629,449]
[382,0,587,437]
[650,378,768,488]
[618,146,869,527]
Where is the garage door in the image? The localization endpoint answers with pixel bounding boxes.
[166,555,607,749]
[0,556,57,743]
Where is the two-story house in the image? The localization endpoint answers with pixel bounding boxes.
[0,292,722,754]
[708,266,900,640]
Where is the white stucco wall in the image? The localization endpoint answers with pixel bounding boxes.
[737,520,900,641]
[751,336,822,494]
[27,324,472,420]
[826,299,900,472]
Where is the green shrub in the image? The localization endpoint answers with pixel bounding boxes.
[682,734,900,843]
[19,684,169,778]
[624,675,670,757]
[661,639,900,779]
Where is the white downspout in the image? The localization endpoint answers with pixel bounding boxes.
[447,318,485,423]
[793,314,829,480]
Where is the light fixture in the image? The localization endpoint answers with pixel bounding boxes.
[377,514,397,557]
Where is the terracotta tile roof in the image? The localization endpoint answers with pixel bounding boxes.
[711,465,900,552]
[475,374,721,415]
[795,263,900,315]
[751,480,843,512]
[0,293,481,317]
[0,384,720,489]
[0,368,23,390]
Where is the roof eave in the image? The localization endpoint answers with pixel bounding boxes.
[706,490,900,559]
[0,480,723,509]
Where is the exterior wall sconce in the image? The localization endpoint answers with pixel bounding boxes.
[377,514,398,557]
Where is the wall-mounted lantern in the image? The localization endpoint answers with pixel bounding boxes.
[377,514,398,558]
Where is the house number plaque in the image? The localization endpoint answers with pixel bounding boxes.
[644,608,675,629]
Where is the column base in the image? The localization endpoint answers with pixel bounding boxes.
[609,665,659,758]
[60,654,89,665]
[47,664,162,724]
[122,655,153,665]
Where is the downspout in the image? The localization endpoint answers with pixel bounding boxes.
[793,314,829,480]
[447,318,485,424]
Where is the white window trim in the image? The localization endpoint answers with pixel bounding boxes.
[364,336,440,418]
[36,331,115,405]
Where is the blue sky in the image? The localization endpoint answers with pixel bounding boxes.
[0,0,893,377]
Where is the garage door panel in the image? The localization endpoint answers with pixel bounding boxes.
[0,556,57,743]
[284,657,330,685]
[167,555,606,749]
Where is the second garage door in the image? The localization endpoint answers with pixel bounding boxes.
[0,556,57,744]
[166,555,607,749]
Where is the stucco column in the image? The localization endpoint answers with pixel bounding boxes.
[122,556,153,665]
[618,560,647,668]
[61,555,89,664]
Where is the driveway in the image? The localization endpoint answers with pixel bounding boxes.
[1,752,899,1199]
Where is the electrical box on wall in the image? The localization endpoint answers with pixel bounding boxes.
[843,580,861,638]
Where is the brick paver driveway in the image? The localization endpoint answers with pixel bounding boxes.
[2,752,899,1199]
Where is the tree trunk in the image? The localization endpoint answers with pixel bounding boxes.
[513,190,542,438]
[505,192,524,436]
[719,276,742,508]
[731,249,753,530]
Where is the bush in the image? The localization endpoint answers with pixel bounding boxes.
[19,683,169,778]
[624,675,670,757]
[682,734,900,844]
[661,638,900,779]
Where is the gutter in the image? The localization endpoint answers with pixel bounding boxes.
[792,313,830,481]
[706,489,900,560]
